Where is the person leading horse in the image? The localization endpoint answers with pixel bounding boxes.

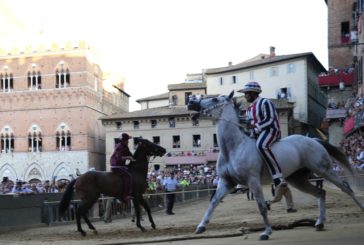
[238,81,285,189]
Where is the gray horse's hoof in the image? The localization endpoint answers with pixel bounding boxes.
[195,226,206,234]
[315,223,324,231]
[259,234,269,240]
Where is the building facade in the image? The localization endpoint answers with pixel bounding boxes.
[320,0,356,146]
[204,47,328,136]
[101,82,293,171]
[0,41,128,183]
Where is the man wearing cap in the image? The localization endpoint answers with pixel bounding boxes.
[0,177,12,194]
[237,81,285,188]
[110,133,135,202]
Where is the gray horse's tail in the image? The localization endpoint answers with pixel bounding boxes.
[314,138,353,175]
[59,178,77,217]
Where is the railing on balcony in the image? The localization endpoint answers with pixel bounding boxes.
[326,108,347,119]
[318,71,354,87]
[165,150,219,165]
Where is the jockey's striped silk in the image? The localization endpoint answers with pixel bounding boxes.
[247,97,283,182]
[247,97,280,134]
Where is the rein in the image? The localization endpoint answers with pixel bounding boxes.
[217,117,246,129]
[202,100,249,130]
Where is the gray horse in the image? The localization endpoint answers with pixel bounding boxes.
[187,91,364,240]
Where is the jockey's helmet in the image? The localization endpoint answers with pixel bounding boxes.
[237,81,262,94]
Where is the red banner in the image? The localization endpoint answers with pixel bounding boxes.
[343,116,354,135]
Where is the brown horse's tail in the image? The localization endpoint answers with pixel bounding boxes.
[59,178,77,217]
[314,138,353,175]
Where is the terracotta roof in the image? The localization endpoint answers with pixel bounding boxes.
[100,106,193,120]
[205,52,326,74]
[168,82,206,91]
[136,92,169,102]
[100,96,293,121]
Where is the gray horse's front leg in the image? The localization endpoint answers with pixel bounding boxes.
[249,179,272,240]
[195,179,231,234]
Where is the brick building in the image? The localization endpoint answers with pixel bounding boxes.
[319,0,357,145]
[0,41,128,183]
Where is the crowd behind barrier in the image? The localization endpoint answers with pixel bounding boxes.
[345,93,364,117]
[0,178,69,195]
[1,155,364,198]
[340,129,364,173]
[318,66,354,77]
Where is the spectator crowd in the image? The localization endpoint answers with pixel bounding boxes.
[340,129,364,173]
[0,177,68,195]
[0,164,218,196]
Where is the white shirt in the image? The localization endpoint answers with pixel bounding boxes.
[163,177,178,191]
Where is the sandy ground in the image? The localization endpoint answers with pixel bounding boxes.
[0,185,363,245]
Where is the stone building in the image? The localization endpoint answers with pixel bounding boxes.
[204,47,327,136]
[336,0,364,139]
[320,0,357,146]
[0,41,128,183]
[101,82,293,171]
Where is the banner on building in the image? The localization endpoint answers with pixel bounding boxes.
[343,116,355,135]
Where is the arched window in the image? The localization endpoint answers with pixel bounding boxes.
[0,126,14,153]
[28,125,42,152]
[55,62,70,88]
[27,64,42,90]
[0,66,14,92]
[56,123,71,151]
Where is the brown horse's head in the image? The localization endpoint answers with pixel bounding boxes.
[134,137,166,157]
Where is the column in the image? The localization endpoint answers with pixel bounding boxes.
[36,137,39,152]
[35,75,38,90]
[64,136,67,151]
[6,76,10,92]
[63,72,67,87]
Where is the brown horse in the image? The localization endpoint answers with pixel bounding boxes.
[58,137,166,236]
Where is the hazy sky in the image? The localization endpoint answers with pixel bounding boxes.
[1,0,328,111]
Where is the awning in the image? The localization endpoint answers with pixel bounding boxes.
[165,156,207,165]
[205,152,219,162]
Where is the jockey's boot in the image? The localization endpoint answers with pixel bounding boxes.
[273,177,286,187]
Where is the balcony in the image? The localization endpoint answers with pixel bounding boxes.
[318,71,354,87]
[165,155,207,165]
[165,150,219,165]
[326,109,347,119]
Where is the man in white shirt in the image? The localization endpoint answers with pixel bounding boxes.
[163,172,179,215]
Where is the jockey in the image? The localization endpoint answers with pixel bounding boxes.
[237,81,286,188]
[110,133,135,202]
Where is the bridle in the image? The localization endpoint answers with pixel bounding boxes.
[192,97,250,132]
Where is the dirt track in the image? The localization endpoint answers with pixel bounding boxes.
[0,185,363,245]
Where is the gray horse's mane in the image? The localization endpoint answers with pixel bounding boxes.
[231,97,250,136]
